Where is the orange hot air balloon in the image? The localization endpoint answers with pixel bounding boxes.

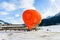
[22,9,42,31]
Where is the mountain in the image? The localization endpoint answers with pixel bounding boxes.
[39,12,60,26]
[0,20,11,25]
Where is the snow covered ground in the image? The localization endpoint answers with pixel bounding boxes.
[41,24,60,32]
[0,25,60,40]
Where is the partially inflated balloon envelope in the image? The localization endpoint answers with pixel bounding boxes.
[22,9,42,30]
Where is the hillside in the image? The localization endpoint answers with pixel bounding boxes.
[39,12,60,26]
[0,20,11,25]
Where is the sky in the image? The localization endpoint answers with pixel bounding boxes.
[0,0,60,24]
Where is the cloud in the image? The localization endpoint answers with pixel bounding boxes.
[5,17,24,24]
[51,0,55,2]
[0,2,16,11]
[42,0,60,19]
[0,0,35,16]
[19,0,36,10]
[0,0,35,12]
[15,14,20,17]
[0,12,9,15]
